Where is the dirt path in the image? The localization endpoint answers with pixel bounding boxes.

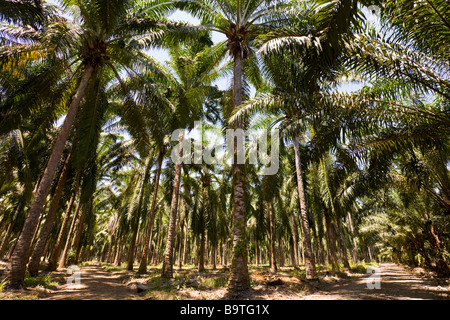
[303,263,449,300]
[39,266,138,300]
[11,262,447,300]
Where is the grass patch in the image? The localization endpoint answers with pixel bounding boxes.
[0,278,8,292]
[200,276,228,289]
[350,262,379,274]
[105,265,126,272]
[24,272,57,289]
[144,275,180,300]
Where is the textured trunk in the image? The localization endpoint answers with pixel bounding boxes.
[211,245,216,270]
[0,206,20,259]
[128,156,153,271]
[183,224,189,266]
[27,153,71,276]
[290,211,299,268]
[177,214,185,271]
[138,151,164,273]
[198,226,206,272]
[324,206,340,272]
[293,137,317,279]
[0,220,14,259]
[47,173,80,271]
[59,196,82,269]
[71,206,88,264]
[126,219,139,271]
[114,236,123,266]
[228,52,251,292]
[153,211,163,265]
[8,65,94,288]
[161,132,184,278]
[255,238,259,267]
[347,212,360,264]
[337,219,351,269]
[198,174,209,272]
[268,202,277,274]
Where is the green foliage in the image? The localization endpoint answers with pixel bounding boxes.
[24,273,57,289]
[0,278,8,292]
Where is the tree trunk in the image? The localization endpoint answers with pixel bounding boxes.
[152,211,163,265]
[27,153,71,276]
[290,211,299,268]
[255,238,259,267]
[59,196,82,269]
[324,205,340,272]
[293,137,317,280]
[47,172,80,271]
[114,236,123,266]
[138,150,165,274]
[0,206,20,259]
[127,155,153,271]
[337,219,351,269]
[346,212,360,264]
[177,214,185,271]
[161,132,184,278]
[58,194,81,268]
[268,202,277,274]
[0,221,14,259]
[8,65,94,288]
[198,173,210,272]
[71,206,88,264]
[228,52,251,292]
[211,245,216,270]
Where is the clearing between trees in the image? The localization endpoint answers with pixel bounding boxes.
[1,261,448,300]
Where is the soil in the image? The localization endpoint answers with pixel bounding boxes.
[0,261,449,300]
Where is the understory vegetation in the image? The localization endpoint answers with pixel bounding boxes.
[0,0,449,297]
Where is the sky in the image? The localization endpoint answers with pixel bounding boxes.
[153,10,366,95]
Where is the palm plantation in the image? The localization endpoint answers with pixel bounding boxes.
[0,0,449,299]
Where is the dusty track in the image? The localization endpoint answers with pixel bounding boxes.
[303,263,449,300]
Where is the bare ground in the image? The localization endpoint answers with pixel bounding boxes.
[301,263,450,300]
[0,261,449,300]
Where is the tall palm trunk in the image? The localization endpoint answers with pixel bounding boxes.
[0,218,14,259]
[161,132,184,278]
[59,195,82,269]
[72,206,88,264]
[324,205,340,272]
[228,52,251,292]
[177,209,185,271]
[290,211,299,268]
[27,153,72,276]
[268,202,277,274]
[8,65,94,288]
[127,156,152,271]
[347,212,360,264]
[198,173,210,272]
[198,213,206,272]
[292,137,317,280]
[337,219,351,269]
[0,206,20,259]
[47,172,80,271]
[138,150,164,274]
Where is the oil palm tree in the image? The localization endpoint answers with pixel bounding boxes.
[160,38,226,279]
[1,0,193,288]
[176,0,293,291]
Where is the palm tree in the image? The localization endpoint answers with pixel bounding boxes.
[229,0,377,279]
[176,0,293,291]
[1,0,190,288]
[160,39,225,278]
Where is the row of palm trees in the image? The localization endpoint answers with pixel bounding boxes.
[0,0,449,292]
